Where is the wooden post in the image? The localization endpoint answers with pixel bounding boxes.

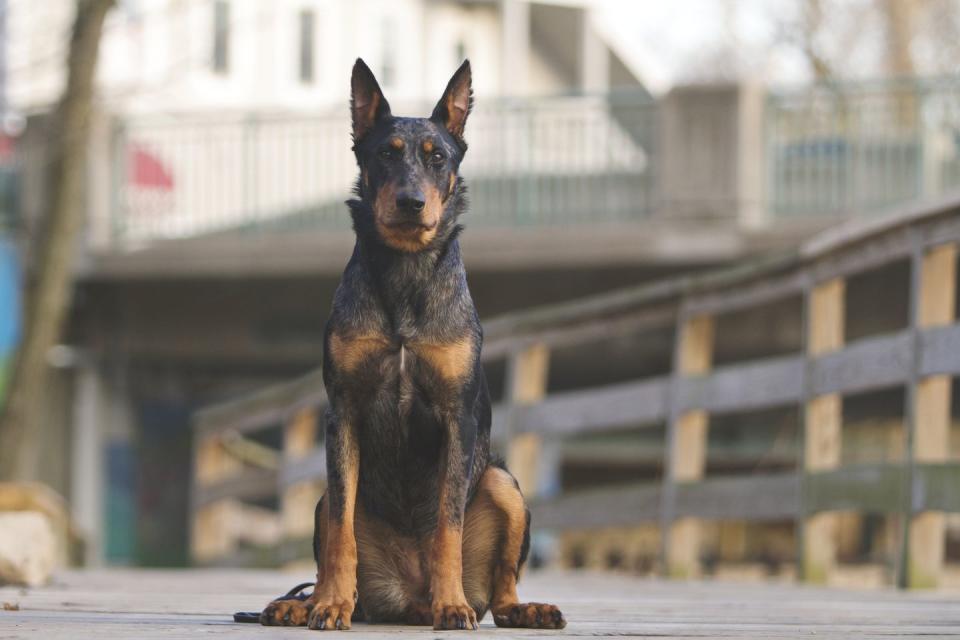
[718,521,749,563]
[191,433,242,563]
[281,408,323,542]
[506,343,550,498]
[907,243,956,588]
[666,314,714,578]
[802,277,845,584]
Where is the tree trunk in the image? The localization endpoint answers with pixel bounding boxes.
[0,0,114,481]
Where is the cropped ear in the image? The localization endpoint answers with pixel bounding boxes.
[431,60,472,142]
[351,58,391,143]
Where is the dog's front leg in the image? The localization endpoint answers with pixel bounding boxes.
[431,410,478,631]
[259,406,358,630]
[308,406,359,631]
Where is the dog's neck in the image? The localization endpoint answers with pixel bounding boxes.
[358,232,468,336]
[347,194,468,330]
[358,226,462,287]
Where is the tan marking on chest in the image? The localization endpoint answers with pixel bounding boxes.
[410,338,475,382]
[329,332,392,373]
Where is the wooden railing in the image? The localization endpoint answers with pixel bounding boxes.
[191,194,960,588]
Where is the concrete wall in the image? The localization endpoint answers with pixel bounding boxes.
[657,83,765,226]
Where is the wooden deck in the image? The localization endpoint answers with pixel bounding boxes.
[1,569,959,638]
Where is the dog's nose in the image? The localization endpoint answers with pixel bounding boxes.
[396,193,426,213]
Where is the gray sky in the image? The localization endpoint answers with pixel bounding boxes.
[592,0,960,92]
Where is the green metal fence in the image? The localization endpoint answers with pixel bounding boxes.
[105,78,960,247]
[767,77,960,218]
[111,93,658,245]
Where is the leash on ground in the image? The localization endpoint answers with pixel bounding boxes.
[233,582,314,623]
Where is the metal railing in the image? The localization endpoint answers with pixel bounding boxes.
[97,77,960,248]
[111,93,658,246]
[767,77,960,217]
[190,194,960,588]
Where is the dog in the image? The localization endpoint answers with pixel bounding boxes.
[258,60,565,631]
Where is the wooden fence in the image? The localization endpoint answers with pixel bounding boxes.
[191,195,960,589]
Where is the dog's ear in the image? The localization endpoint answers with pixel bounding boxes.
[351,58,391,144]
[431,60,472,143]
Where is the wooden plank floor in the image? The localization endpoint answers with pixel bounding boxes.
[1,569,959,638]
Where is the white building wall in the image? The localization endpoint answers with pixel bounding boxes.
[422,2,500,104]
[6,0,74,110]
[5,0,619,115]
[527,44,569,96]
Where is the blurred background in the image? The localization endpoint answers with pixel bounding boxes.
[0,0,959,592]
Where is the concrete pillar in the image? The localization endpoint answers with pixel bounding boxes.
[500,0,529,96]
[70,359,105,567]
[579,8,608,94]
[658,83,766,227]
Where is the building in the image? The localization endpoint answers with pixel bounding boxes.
[6,0,642,114]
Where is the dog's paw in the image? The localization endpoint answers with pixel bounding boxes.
[259,599,313,626]
[492,602,566,629]
[433,600,478,630]
[307,597,354,631]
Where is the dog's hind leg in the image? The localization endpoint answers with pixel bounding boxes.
[461,466,566,629]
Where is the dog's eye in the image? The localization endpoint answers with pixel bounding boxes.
[379,148,396,161]
[429,150,445,165]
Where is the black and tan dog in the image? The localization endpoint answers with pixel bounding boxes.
[259,60,565,631]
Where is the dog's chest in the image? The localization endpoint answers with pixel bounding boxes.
[399,344,408,373]
[345,335,460,530]
[332,331,473,389]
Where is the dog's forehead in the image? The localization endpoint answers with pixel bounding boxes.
[386,118,457,151]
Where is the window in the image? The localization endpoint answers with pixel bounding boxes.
[212,0,230,74]
[298,9,316,84]
[380,16,396,88]
[121,0,142,22]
